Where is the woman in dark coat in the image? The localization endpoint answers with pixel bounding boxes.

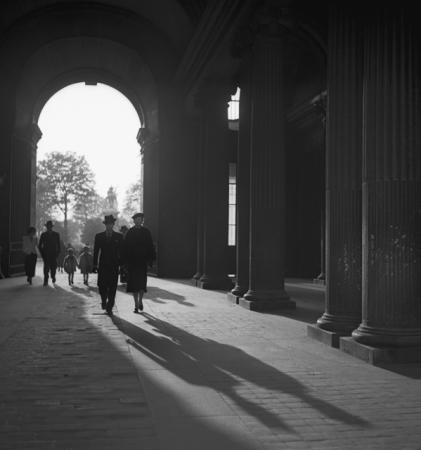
[123,213,156,313]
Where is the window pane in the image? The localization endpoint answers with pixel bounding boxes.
[229,205,236,224]
[229,184,236,204]
[228,225,236,246]
[229,163,236,183]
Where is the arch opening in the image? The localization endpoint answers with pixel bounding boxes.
[35,81,143,249]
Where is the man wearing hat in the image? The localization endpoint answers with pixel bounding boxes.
[123,212,156,313]
[93,215,123,315]
[38,220,62,286]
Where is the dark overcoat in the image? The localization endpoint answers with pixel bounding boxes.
[93,231,123,288]
[38,230,61,261]
[123,226,155,292]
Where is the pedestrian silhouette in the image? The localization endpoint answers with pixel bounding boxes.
[123,212,156,313]
[38,220,61,286]
[93,215,123,315]
[22,226,38,285]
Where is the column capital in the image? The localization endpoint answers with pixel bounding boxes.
[137,127,158,154]
[311,90,327,127]
[13,123,42,148]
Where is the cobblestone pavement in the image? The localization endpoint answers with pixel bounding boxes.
[1,269,421,450]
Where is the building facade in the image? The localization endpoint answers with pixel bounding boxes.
[0,1,420,361]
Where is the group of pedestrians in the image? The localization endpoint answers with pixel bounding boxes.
[62,245,94,286]
[22,212,155,316]
[22,220,93,286]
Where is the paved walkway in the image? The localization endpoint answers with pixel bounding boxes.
[1,267,421,450]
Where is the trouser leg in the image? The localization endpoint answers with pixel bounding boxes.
[107,282,118,310]
[50,260,57,281]
[98,284,107,308]
[43,260,50,283]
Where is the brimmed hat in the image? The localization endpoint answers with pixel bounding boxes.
[132,212,144,220]
[103,215,116,224]
[45,220,54,227]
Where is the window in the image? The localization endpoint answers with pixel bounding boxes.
[228,163,236,246]
[227,87,240,130]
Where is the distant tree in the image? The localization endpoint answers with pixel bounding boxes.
[122,182,141,221]
[73,193,106,224]
[37,151,96,243]
[81,217,104,247]
[35,177,57,232]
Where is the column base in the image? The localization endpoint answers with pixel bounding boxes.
[307,324,349,348]
[352,325,421,347]
[228,284,247,305]
[226,292,239,305]
[340,337,421,365]
[198,275,233,290]
[316,313,361,335]
[313,272,325,285]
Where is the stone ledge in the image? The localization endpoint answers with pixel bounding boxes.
[238,298,296,312]
[307,324,349,348]
[339,337,421,365]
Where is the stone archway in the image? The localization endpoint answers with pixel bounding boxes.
[8,36,158,274]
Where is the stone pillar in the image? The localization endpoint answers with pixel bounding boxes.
[229,63,252,301]
[239,13,295,311]
[312,7,363,339]
[192,111,205,285]
[9,124,42,275]
[198,83,233,290]
[136,128,145,214]
[351,8,421,348]
[312,92,327,284]
[137,127,159,275]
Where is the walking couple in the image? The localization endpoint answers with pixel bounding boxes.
[93,213,155,315]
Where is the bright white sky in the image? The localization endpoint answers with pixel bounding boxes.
[37,82,141,212]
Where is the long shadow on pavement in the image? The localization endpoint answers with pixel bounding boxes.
[1,278,261,450]
[112,312,371,430]
[118,284,194,307]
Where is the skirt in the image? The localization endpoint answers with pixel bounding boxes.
[126,263,147,293]
[25,253,37,277]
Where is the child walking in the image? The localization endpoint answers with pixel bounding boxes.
[78,245,93,285]
[63,247,78,285]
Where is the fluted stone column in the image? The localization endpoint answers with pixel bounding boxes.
[138,127,159,274]
[312,8,363,340]
[192,112,205,285]
[351,9,421,348]
[9,124,42,275]
[239,16,295,311]
[311,93,327,284]
[229,64,251,301]
[198,84,232,290]
[136,128,145,214]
